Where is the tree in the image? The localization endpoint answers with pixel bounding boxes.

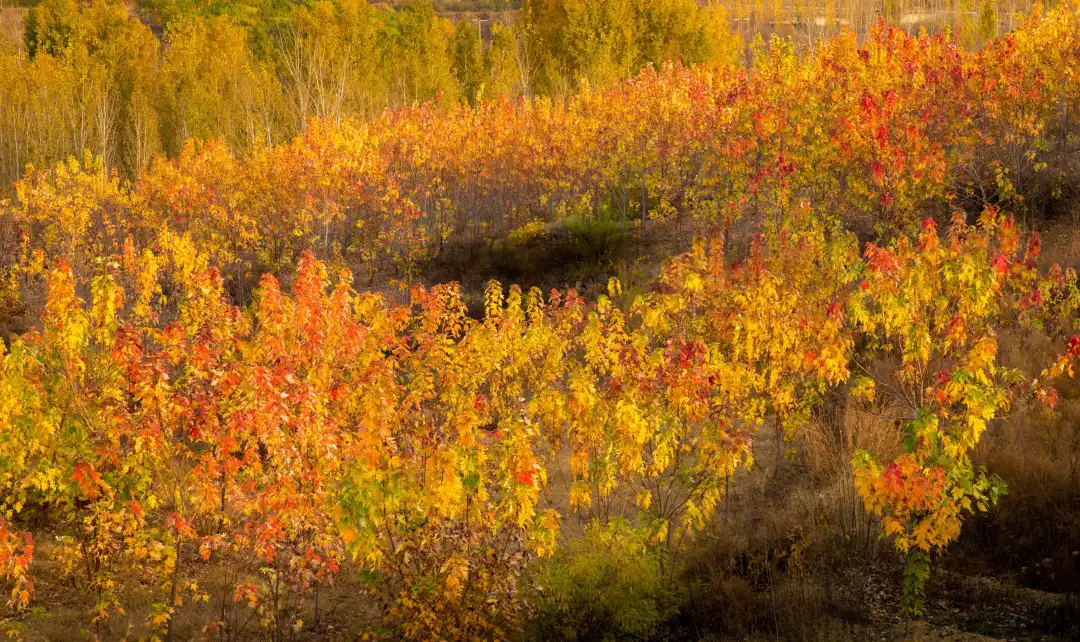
[278,0,383,126]
[452,20,484,105]
[380,0,460,106]
[484,21,522,99]
[159,15,281,156]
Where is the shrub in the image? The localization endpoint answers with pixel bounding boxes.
[526,520,686,642]
[564,205,633,258]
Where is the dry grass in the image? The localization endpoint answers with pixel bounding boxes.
[0,6,25,51]
[1037,208,1080,273]
[947,323,1080,599]
[676,412,904,640]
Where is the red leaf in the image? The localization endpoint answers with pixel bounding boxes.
[871,162,885,185]
[1068,336,1080,358]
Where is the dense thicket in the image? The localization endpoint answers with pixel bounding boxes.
[0,2,1079,641]
[2,2,1076,298]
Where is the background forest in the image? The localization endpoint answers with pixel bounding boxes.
[0,0,740,187]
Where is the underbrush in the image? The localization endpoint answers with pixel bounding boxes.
[953,327,1080,598]
[522,364,1080,641]
[526,521,686,642]
[672,409,900,640]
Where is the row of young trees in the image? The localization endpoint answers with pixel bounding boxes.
[0,0,741,187]
[2,2,1076,301]
[1,203,1078,639]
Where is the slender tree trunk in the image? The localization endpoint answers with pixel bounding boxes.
[641,160,648,225]
[166,534,183,642]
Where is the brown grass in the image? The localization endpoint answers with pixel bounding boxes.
[0,5,25,51]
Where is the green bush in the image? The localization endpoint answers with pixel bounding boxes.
[526,521,686,641]
[564,204,633,258]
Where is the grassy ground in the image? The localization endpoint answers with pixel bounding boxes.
[7,418,1075,640]
[0,6,26,48]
